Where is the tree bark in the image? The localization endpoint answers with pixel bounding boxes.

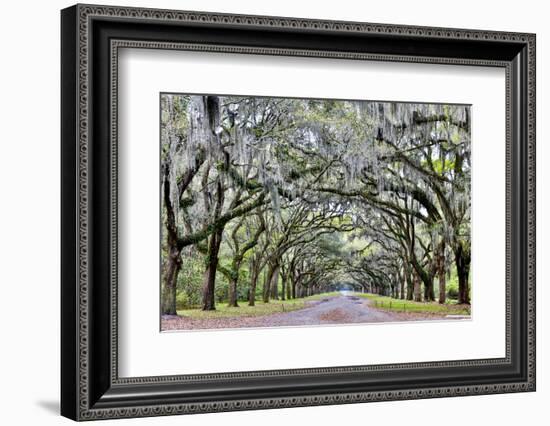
[227,249,243,308]
[270,263,280,300]
[248,257,260,306]
[228,215,265,307]
[227,274,239,307]
[455,242,471,304]
[411,254,434,302]
[227,254,240,307]
[161,245,181,315]
[404,259,414,300]
[262,263,273,303]
[423,273,435,302]
[281,271,287,301]
[199,95,226,311]
[399,268,405,300]
[285,270,292,300]
[201,228,223,310]
[413,272,422,302]
[437,241,446,304]
[161,146,182,315]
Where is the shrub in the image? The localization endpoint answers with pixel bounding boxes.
[446,284,459,300]
[176,292,190,310]
[446,266,460,300]
[175,251,205,308]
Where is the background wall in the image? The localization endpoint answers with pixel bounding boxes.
[0,0,545,424]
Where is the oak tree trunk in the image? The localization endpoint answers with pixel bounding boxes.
[281,272,287,301]
[263,261,279,302]
[227,256,242,307]
[413,272,422,302]
[285,273,292,300]
[423,275,435,302]
[262,263,273,303]
[455,243,471,304]
[405,260,414,300]
[438,242,446,304]
[400,269,405,300]
[201,229,223,311]
[161,245,181,315]
[270,263,280,300]
[248,260,260,306]
[227,276,239,307]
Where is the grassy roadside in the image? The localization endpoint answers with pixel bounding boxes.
[176,292,341,319]
[356,293,471,316]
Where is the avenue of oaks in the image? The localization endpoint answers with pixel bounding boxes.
[160,95,471,314]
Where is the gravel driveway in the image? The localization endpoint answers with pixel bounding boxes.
[161,294,442,331]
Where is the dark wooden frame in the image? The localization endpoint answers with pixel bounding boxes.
[61,3,536,421]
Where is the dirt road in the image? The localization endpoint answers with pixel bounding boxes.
[161,293,439,331]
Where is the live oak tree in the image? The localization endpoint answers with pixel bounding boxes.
[224,213,266,307]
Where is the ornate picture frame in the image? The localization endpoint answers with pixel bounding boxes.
[61,4,535,421]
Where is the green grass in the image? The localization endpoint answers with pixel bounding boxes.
[176,291,471,319]
[176,292,341,319]
[356,293,471,316]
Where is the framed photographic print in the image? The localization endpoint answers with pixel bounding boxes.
[61,4,536,421]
